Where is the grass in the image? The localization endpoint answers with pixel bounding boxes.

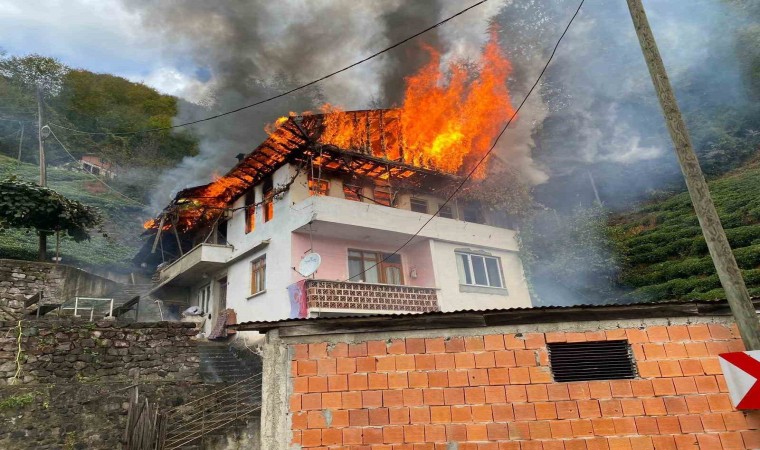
[0,155,145,271]
[610,159,760,301]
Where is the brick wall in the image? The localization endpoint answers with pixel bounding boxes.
[286,323,760,450]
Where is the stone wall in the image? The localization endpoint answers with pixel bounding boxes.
[0,318,200,384]
[0,259,118,320]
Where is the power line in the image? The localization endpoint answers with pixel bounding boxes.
[47,0,490,137]
[343,0,585,283]
[46,127,148,207]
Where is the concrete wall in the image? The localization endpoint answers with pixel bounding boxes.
[264,316,760,450]
[0,259,119,320]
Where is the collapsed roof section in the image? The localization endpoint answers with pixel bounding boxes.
[143,109,464,238]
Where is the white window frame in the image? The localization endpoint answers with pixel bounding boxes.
[197,284,212,314]
[455,252,505,288]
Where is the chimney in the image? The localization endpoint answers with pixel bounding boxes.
[235,153,246,162]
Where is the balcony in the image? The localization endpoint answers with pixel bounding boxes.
[155,243,234,286]
[305,280,439,313]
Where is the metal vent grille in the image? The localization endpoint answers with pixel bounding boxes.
[548,340,636,382]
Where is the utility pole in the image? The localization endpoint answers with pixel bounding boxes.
[36,86,48,261]
[627,0,760,349]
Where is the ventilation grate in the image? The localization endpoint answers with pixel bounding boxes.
[547,340,637,382]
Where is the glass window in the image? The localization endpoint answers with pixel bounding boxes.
[455,252,504,288]
[410,198,428,214]
[347,249,403,285]
[244,190,255,234]
[463,203,484,224]
[198,284,212,314]
[251,256,266,295]
[438,204,454,219]
[262,177,274,222]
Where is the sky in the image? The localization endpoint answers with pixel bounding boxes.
[0,0,214,101]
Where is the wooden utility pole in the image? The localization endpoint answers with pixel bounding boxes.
[627,0,760,349]
[36,86,48,261]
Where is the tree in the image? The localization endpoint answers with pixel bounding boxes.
[0,177,102,261]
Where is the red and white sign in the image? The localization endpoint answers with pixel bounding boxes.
[719,351,760,410]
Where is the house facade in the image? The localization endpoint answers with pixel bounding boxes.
[141,110,531,334]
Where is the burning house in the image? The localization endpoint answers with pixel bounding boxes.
[137,34,532,335]
[138,107,532,335]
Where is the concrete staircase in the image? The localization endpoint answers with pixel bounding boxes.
[198,342,262,384]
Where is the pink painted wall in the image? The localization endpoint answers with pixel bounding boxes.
[291,233,436,288]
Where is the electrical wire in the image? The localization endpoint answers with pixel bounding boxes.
[46,0,489,136]
[343,0,585,283]
[46,127,148,207]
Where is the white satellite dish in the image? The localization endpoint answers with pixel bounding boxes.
[299,252,322,277]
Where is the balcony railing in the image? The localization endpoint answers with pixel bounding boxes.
[305,280,439,313]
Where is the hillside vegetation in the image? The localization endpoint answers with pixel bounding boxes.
[0,155,143,270]
[611,160,760,301]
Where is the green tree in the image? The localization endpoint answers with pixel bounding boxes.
[0,177,102,261]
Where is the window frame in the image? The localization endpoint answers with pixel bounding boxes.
[347,248,404,285]
[250,255,266,296]
[410,198,428,214]
[244,190,256,234]
[198,284,212,314]
[262,177,274,222]
[308,178,330,196]
[455,251,504,289]
[438,203,455,219]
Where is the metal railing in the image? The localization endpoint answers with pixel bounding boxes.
[305,279,439,313]
[157,374,262,449]
[58,296,114,320]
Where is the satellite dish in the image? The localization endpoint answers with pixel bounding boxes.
[299,252,322,277]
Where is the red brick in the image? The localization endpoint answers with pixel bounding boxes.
[635,416,659,435]
[342,428,363,445]
[425,424,447,442]
[585,330,607,342]
[446,370,469,388]
[605,329,627,340]
[402,388,424,407]
[504,334,526,349]
[656,416,681,434]
[673,376,698,395]
[442,388,464,405]
[464,336,485,352]
[629,380,653,397]
[368,407,390,426]
[505,385,528,402]
[335,357,356,374]
[579,399,602,418]
[349,409,369,426]
[356,356,376,372]
[290,394,302,412]
[328,374,348,392]
[620,398,644,416]
[409,406,431,424]
[525,384,548,402]
[388,372,409,390]
[706,341,730,356]
[408,372,428,388]
[332,409,349,427]
[543,441,567,450]
[492,404,514,422]
[474,352,496,368]
[387,339,405,354]
[741,430,760,449]
[678,415,703,433]
[701,357,722,375]
[695,433,721,449]
[362,390,383,408]
[570,419,594,438]
[405,338,425,354]
[384,390,404,407]
[301,429,321,447]
[556,401,579,420]
[719,431,745,450]
[591,417,616,436]
[626,328,649,343]
[550,420,574,439]
[707,393,733,412]
[512,403,536,421]
[446,423,467,442]
[708,323,733,339]
[566,332,587,343]
[468,369,489,386]
[423,389,444,406]
[687,324,710,341]
[515,350,536,366]
[342,391,362,409]
[663,396,688,415]
[308,343,328,359]
[307,410,327,428]
[403,424,425,443]
[599,399,621,417]
[493,350,516,367]
[484,385,506,404]
[694,375,719,393]
[684,342,708,358]
[440,336,464,353]
[317,358,337,375]
[529,421,552,439]
[534,402,557,420]
[723,411,748,430]
[684,394,710,414]
[322,392,342,408]
[666,325,690,341]
[453,352,475,369]
[434,353,455,370]
[651,378,676,396]
[451,405,472,422]
[609,380,633,398]
[482,422,508,440]
[396,354,416,371]
[425,338,446,354]
[701,413,726,431]
[414,354,435,371]
[628,436,654,450]
[302,393,321,410]
[428,371,449,388]
[464,386,486,404]
[299,360,318,376]
[348,373,368,391]
[651,436,677,450]
[588,381,612,399]
[323,428,343,445]
[607,437,631,450]
[548,384,570,401]
[377,356,397,372]
[641,397,666,416]
[546,331,566,343]
[646,325,669,342]
[292,411,308,429]
[484,334,506,350]
[294,378,309,394]
[508,367,530,384]
[363,428,383,444]
[637,361,661,378]
[430,405,451,423]
[471,404,493,422]
[658,360,683,377]
[663,343,687,359]
[293,343,309,359]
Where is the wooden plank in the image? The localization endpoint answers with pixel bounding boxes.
[24,292,42,308]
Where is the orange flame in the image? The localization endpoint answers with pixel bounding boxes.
[143,218,157,229]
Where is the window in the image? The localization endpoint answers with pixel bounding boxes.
[244,190,255,234]
[309,178,330,196]
[348,249,404,285]
[410,198,428,214]
[548,340,637,382]
[373,185,392,206]
[462,203,484,224]
[197,284,212,314]
[251,256,266,295]
[262,177,274,222]
[438,204,454,219]
[456,252,503,288]
[343,184,362,202]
